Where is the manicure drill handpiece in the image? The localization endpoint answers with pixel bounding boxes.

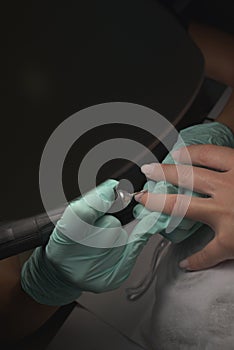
[114,189,147,206]
[108,188,147,213]
[0,188,146,259]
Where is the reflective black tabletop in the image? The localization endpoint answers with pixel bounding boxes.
[2,0,204,221]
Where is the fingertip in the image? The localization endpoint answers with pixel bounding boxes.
[179,254,205,271]
[103,179,120,188]
[179,255,204,271]
[134,192,148,204]
[179,259,189,269]
[141,164,153,176]
[179,256,214,272]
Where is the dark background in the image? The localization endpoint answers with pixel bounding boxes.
[2,0,204,221]
[2,0,233,221]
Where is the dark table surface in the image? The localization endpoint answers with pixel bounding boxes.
[2,0,203,221]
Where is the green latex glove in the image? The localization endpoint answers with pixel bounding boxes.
[21,180,152,306]
[134,122,234,243]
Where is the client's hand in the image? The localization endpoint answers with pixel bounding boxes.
[136,144,234,271]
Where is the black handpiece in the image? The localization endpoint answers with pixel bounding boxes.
[0,189,147,260]
[0,206,66,260]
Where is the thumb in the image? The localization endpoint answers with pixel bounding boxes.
[179,236,227,271]
[56,179,119,241]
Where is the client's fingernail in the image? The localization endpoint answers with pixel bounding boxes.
[134,192,145,202]
[179,259,189,269]
[141,164,155,176]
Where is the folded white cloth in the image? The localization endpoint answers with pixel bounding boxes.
[136,225,234,349]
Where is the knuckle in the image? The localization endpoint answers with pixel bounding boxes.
[89,285,103,293]
[198,249,208,263]
[191,249,208,268]
[216,234,234,256]
[103,215,121,228]
[177,166,193,187]
[166,195,177,213]
[197,145,213,164]
[214,172,228,188]
[214,200,234,220]
[169,195,189,216]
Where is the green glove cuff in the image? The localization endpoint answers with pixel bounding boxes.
[134,122,234,243]
[21,242,82,306]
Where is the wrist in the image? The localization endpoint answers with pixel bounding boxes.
[21,246,82,306]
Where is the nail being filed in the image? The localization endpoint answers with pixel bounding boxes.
[131,189,148,197]
[114,188,147,206]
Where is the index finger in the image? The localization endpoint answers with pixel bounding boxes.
[135,192,213,225]
[173,144,234,171]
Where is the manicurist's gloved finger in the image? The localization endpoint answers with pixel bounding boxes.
[108,214,155,282]
[80,214,128,248]
[60,178,118,224]
[56,179,119,242]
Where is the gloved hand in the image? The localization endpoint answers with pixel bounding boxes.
[21,180,152,306]
[133,122,234,243]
